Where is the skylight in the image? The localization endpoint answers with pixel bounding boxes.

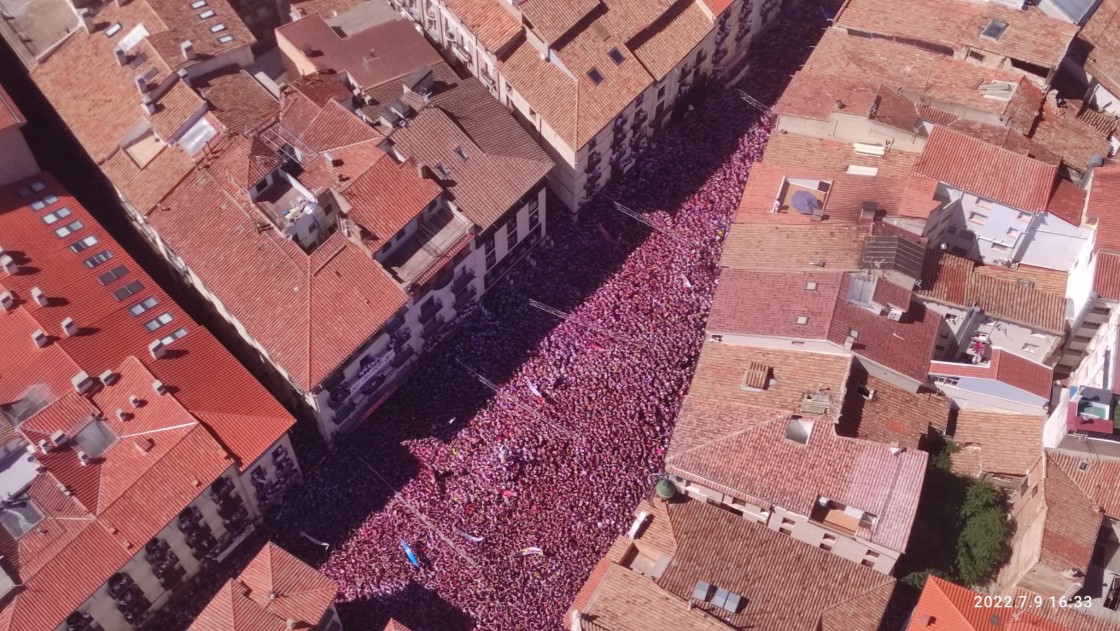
[586,68,604,86]
[210,23,226,33]
[981,19,1008,40]
[218,35,235,44]
[199,9,215,18]
[607,48,624,65]
[454,147,468,161]
[0,501,43,539]
[105,22,122,37]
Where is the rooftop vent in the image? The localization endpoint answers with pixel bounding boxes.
[798,392,832,415]
[61,317,78,337]
[0,291,14,312]
[741,361,772,392]
[141,96,156,116]
[148,339,166,360]
[77,451,91,466]
[50,430,67,446]
[129,395,143,408]
[31,330,49,348]
[181,40,196,61]
[786,417,814,444]
[134,437,155,454]
[99,369,119,386]
[116,409,131,422]
[37,439,49,455]
[114,48,128,66]
[152,380,168,395]
[0,254,15,275]
[30,287,46,307]
[135,76,149,95]
[78,7,93,33]
[71,371,94,395]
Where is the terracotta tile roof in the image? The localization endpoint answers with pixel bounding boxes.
[196,69,281,135]
[655,499,896,630]
[520,0,599,44]
[1030,102,1113,175]
[276,15,445,90]
[973,263,1069,296]
[500,0,713,150]
[1079,0,1120,96]
[688,342,851,414]
[707,269,843,339]
[341,156,441,246]
[907,576,1120,631]
[666,407,927,553]
[99,138,196,214]
[951,410,1045,476]
[1047,178,1087,226]
[897,175,942,219]
[148,168,408,390]
[0,84,26,132]
[778,30,1044,128]
[389,94,552,229]
[574,561,731,631]
[839,372,951,449]
[0,172,293,468]
[426,78,556,162]
[914,127,1058,213]
[444,0,523,52]
[1049,451,1120,518]
[288,73,352,108]
[1088,164,1120,253]
[836,0,1077,70]
[720,223,870,271]
[917,250,1067,334]
[383,620,414,631]
[281,95,381,153]
[30,0,253,162]
[1038,455,1102,577]
[290,0,363,19]
[1096,252,1120,301]
[929,348,1054,400]
[761,132,919,179]
[190,543,338,630]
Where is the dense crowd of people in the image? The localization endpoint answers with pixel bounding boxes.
[258,7,826,631]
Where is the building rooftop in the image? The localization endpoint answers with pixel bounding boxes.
[498,0,715,150]
[657,499,896,629]
[775,29,1045,132]
[720,223,872,271]
[950,410,1045,477]
[0,172,293,467]
[189,543,339,630]
[1030,100,1113,176]
[917,250,1068,334]
[445,0,523,52]
[835,0,1078,71]
[276,15,444,90]
[930,347,1054,401]
[1087,164,1120,253]
[708,269,939,382]
[1077,0,1120,96]
[839,372,952,450]
[1049,450,1120,518]
[665,403,927,553]
[914,127,1059,213]
[0,84,26,133]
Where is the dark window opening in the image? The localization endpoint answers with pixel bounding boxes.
[587,68,604,85]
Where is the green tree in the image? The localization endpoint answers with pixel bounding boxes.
[955,481,1012,585]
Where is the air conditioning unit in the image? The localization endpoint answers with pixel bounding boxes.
[887,308,904,321]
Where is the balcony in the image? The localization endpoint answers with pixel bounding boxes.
[385,207,471,285]
[421,314,445,339]
[454,284,477,308]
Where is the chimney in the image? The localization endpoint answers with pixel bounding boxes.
[152,379,168,395]
[141,96,156,116]
[78,451,91,466]
[61,316,78,337]
[31,329,49,348]
[918,615,934,626]
[116,409,131,422]
[71,371,93,394]
[181,40,196,61]
[78,7,93,33]
[134,437,154,454]
[844,334,857,350]
[30,286,46,307]
[177,68,191,87]
[129,395,143,408]
[99,369,119,386]
[0,290,14,311]
[286,619,297,631]
[50,430,67,446]
[148,339,166,359]
[37,439,49,455]
[114,48,128,66]
[0,254,15,275]
[135,76,149,95]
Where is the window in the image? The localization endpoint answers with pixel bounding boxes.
[848,328,860,339]
[96,265,129,285]
[805,281,817,291]
[83,250,113,269]
[506,221,518,250]
[930,374,960,387]
[1006,228,1020,239]
[129,296,158,316]
[29,194,59,210]
[968,212,987,225]
[144,312,173,331]
[1022,343,1039,353]
[454,147,469,161]
[54,220,84,238]
[30,181,45,192]
[1074,334,1094,343]
[1018,211,1031,223]
[191,0,207,6]
[160,328,188,345]
[209,23,226,32]
[484,238,497,269]
[981,19,1008,40]
[111,280,144,301]
[795,315,809,325]
[69,236,98,253]
[199,9,215,18]
[528,201,540,230]
[968,50,986,62]
[607,48,625,65]
[106,22,122,37]
[42,207,72,224]
[218,35,235,44]
[586,68,604,85]
[657,85,666,100]
[991,243,1010,253]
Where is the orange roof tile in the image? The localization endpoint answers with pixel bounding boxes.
[720,223,870,271]
[1088,164,1120,253]
[929,348,1054,400]
[951,409,1044,476]
[0,84,26,132]
[839,372,951,449]
[914,127,1058,213]
[1079,0,1120,96]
